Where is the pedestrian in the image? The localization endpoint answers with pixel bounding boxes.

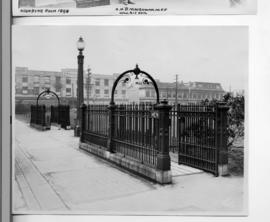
[122,0,135,5]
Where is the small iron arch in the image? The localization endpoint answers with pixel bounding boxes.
[110,64,160,105]
[36,89,60,106]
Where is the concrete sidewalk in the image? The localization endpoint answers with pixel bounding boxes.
[14,119,245,215]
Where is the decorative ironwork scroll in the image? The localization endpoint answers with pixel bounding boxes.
[110,64,160,105]
[36,88,60,106]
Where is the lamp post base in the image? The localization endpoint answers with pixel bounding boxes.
[74,125,81,137]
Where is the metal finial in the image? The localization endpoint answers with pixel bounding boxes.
[134,64,140,75]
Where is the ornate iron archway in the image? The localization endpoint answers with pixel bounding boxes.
[36,89,60,106]
[110,64,160,105]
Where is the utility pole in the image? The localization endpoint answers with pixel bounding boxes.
[87,67,91,105]
[175,74,178,106]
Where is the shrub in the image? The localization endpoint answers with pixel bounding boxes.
[200,92,244,148]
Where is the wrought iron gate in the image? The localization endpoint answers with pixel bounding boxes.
[170,104,220,176]
[51,105,71,129]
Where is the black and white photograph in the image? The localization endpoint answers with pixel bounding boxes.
[12,25,247,215]
[13,0,256,15]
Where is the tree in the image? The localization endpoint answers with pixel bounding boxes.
[223,92,244,147]
[200,92,244,147]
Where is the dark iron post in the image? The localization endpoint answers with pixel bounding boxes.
[155,100,172,171]
[57,105,61,126]
[107,102,116,153]
[80,103,87,142]
[74,37,85,137]
[42,105,46,127]
[216,102,230,176]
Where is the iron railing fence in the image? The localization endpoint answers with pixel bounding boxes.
[59,105,70,129]
[112,104,159,167]
[81,103,159,168]
[82,104,109,149]
[50,106,59,124]
[30,105,46,127]
[81,102,228,175]
[169,104,219,175]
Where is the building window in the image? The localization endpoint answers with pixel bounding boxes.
[146,91,150,97]
[55,76,62,92]
[95,80,100,86]
[22,86,28,94]
[66,88,71,96]
[66,78,71,84]
[33,87,39,95]
[122,90,126,95]
[44,76,50,85]
[95,89,100,94]
[104,79,109,86]
[16,86,20,94]
[22,77,28,83]
[104,89,109,94]
[33,76,39,83]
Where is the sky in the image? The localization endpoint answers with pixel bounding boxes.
[12,26,248,91]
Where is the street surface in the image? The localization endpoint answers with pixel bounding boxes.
[14,118,245,215]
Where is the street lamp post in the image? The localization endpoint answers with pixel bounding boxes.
[74,36,85,137]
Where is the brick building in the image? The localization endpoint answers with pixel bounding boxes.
[15,67,130,105]
[15,67,225,106]
[139,81,225,104]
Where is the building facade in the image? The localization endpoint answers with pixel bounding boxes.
[15,67,131,105]
[139,81,225,104]
[15,67,225,106]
